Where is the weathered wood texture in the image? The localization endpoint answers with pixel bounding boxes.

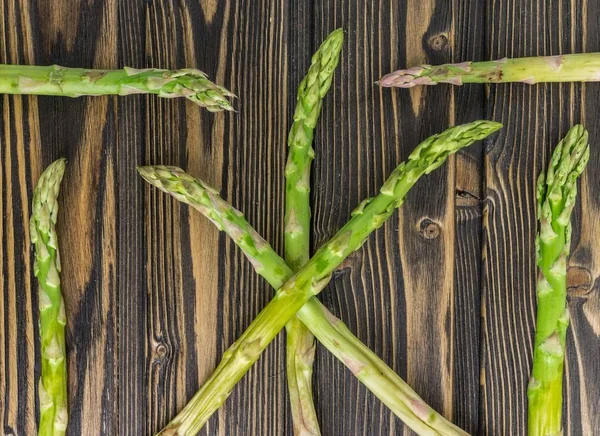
[0,1,598,435]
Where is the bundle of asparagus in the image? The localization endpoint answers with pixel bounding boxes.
[529,126,590,436]
[141,120,501,435]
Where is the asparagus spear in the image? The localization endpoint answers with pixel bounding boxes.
[30,158,68,436]
[528,126,590,436]
[141,120,501,435]
[0,65,234,111]
[378,53,600,88]
[285,28,343,435]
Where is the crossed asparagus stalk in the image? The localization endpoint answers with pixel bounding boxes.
[138,119,500,436]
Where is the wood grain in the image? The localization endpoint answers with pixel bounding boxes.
[482,0,600,435]
[451,0,486,433]
[0,1,598,435]
[0,2,41,435]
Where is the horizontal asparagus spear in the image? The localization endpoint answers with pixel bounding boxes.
[139,164,470,435]
[141,120,501,435]
[378,53,600,88]
[528,126,590,436]
[30,159,69,436]
[0,64,234,111]
[285,28,344,436]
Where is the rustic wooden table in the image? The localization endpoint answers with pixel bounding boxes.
[1,1,599,435]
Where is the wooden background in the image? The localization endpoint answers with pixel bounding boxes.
[1,0,599,435]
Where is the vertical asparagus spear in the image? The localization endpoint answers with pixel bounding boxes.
[30,158,68,436]
[0,65,234,111]
[143,120,501,435]
[528,126,590,436]
[139,164,470,435]
[285,28,343,436]
[378,53,600,88]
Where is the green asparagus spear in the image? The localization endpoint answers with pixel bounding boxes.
[139,164,470,436]
[285,28,343,436]
[142,120,501,435]
[528,125,590,436]
[30,158,68,436]
[378,53,600,88]
[0,65,234,111]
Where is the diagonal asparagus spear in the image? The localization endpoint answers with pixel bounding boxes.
[284,28,343,436]
[141,120,501,435]
[0,65,234,111]
[30,158,69,436]
[528,125,590,436]
[139,164,470,436]
[378,53,600,88]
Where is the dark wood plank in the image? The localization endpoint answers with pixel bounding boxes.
[0,2,41,435]
[215,1,291,433]
[451,0,487,433]
[566,1,600,433]
[482,0,599,435]
[115,0,148,434]
[139,1,199,431]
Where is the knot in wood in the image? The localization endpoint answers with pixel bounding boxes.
[419,218,441,239]
[155,343,168,358]
[567,266,593,297]
[428,33,449,51]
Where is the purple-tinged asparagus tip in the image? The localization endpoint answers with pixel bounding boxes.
[378,66,428,88]
[378,72,414,88]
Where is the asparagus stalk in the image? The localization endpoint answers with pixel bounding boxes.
[0,64,234,111]
[528,126,590,436]
[30,159,68,436]
[378,53,600,88]
[139,164,471,436]
[141,120,501,435]
[285,28,343,436]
